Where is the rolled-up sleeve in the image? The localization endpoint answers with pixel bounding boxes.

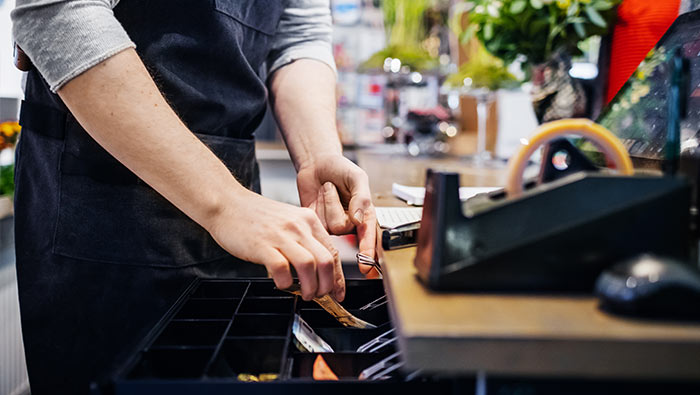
[11,0,135,92]
[268,0,337,76]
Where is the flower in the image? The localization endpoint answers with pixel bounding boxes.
[556,0,571,8]
[0,122,21,148]
[487,4,500,17]
[0,123,17,137]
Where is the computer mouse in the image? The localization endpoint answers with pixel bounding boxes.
[595,254,700,320]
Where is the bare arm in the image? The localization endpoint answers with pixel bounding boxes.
[270,59,378,272]
[269,59,341,170]
[59,49,242,227]
[58,49,343,301]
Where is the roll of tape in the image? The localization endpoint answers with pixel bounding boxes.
[505,118,634,197]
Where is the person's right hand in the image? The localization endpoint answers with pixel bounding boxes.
[51,48,343,301]
[206,189,345,302]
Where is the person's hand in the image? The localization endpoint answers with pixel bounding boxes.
[207,189,345,301]
[296,154,377,275]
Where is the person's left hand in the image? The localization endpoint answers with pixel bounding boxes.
[296,154,377,276]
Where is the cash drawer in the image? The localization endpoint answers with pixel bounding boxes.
[106,278,473,394]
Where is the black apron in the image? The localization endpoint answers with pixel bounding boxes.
[14,1,285,393]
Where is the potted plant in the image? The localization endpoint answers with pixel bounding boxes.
[457,0,621,122]
[444,42,519,91]
[360,0,440,72]
[443,42,521,162]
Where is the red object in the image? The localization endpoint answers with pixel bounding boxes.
[312,355,339,381]
[606,0,681,104]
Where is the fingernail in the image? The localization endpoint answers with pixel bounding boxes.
[323,182,334,192]
[353,209,364,224]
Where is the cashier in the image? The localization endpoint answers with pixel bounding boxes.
[11,0,376,393]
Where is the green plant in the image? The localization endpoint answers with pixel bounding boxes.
[361,0,439,71]
[444,43,519,90]
[0,165,14,197]
[383,0,429,49]
[459,0,620,71]
[361,45,439,72]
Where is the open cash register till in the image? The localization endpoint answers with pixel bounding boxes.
[103,278,474,394]
[99,10,700,395]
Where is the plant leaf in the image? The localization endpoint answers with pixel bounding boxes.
[573,21,586,38]
[529,19,549,36]
[593,1,615,11]
[550,23,565,40]
[585,5,607,28]
[483,23,494,40]
[567,2,579,17]
[519,8,534,31]
[510,0,527,14]
[530,0,544,10]
[463,24,479,44]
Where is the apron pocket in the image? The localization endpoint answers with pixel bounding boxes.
[213,0,284,68]
[214,0,282,35]
[53,134,259,267]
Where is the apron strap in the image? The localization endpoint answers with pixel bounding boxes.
[19,100,66,140]
[61,151,141,185]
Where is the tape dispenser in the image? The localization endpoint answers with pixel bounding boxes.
[415,119,691,292]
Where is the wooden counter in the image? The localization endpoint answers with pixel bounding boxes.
[358,146,507,208]
[357,148,700,380]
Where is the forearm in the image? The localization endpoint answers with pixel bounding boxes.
[270,58,376,264]
[58,48,250,230]
[269,59,342,171]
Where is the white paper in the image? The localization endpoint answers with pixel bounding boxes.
[392,183,501,206]
[376,207,423,229]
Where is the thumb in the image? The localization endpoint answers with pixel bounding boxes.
[341,166,371,226]
[350,197,371,226]
[348,181,372,227]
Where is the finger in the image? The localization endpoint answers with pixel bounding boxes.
[311,187,328,229]
[301,235,336,297]
[279,241,318,301]
[332,248,346,302]
[307,214,346,301]
[346,172,372,227]
[357,205,377,275]
[365,266,381,279]
[261,248,293,290]
[322,182,354,235]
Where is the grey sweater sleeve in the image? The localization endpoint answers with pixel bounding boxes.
[11,0,335,93]
[11,0,135,92]
[268,0,337,76]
